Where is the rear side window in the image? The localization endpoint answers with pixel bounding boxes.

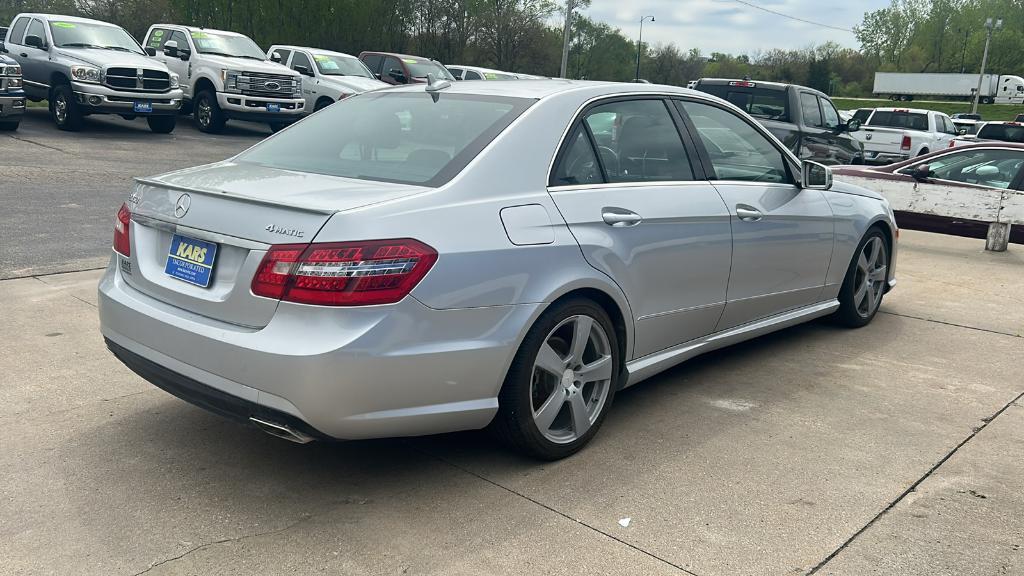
[8,17,28,44]
[582,99,694,183]
[237,92,533,187]
[800,93,822,127]
[698,85,788,121]
[361,54,383,74]
[551,125,603,186]
[869,111,929,131]
[679,100,791,184]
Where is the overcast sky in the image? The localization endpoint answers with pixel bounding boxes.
[581,0,892,55]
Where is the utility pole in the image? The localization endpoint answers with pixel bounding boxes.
[635,15,654,82]
[971,17,1002,114]
[559,0,574,79]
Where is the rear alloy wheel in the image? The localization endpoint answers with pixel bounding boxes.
[194,90,226,133]
[492,299,619,460]
[833,229,889,327]
[50,84,83,131]
[147,115,177,134]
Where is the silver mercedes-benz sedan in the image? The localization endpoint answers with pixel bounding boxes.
[99,79,897,459]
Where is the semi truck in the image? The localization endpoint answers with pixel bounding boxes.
[873,72,1024,105]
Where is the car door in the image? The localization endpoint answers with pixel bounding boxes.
[676,99,835,330]
[547,97,733,358]
[148,28,190,95]
[18,17,49,96]
[795,91,848,165]
[819,96,861,164]
[905,147,1024,226]
[289,50,317,109]
[4,17,38,97]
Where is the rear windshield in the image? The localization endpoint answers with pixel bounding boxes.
[697,85,788,121]
[868,111,929,131]
[236,92,532,186]
[976,123,1024,143]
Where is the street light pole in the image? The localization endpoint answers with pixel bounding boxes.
[971,17,1002,114]
[559,0,575,79]
[635,15,654,82]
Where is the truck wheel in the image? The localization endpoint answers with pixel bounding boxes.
[50,84,83,131]
[0,121,19,131]
[314,97,334,112]
[917,148,929,157]
[981,96,993,105]
[194,90,225,133]
[147,115,177,134]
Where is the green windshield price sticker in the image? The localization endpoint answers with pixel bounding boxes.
[402,59,418,64]
[313,55,329,61]
[153,30,164,36]
[53,22,76,28]
[190,31,209,39]
[484,73,498,79]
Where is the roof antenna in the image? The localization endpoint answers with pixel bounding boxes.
[425,73,451,101]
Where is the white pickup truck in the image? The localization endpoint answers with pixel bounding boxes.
[852,107,958,164]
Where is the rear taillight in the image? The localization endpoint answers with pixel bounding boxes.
[900,135,912,151]
[113,203,131,257]
[252,239,437,306]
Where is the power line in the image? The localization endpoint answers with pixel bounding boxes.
[721,0,855,33]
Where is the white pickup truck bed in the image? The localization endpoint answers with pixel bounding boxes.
[852,108,956,164]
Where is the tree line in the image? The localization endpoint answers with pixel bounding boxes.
[1,0,1021,97]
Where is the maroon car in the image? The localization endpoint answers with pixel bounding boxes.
[358,51,455,85]
[834,142,1024,244]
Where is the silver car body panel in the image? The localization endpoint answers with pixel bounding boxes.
[98,80,897,440]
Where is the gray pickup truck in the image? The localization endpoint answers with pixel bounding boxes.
[1,14,183,132]
[0,52,25,130]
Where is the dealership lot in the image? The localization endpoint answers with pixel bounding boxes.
[1,114,1023,574]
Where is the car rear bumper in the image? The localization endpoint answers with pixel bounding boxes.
[864,151,910,165]
[216,92,304,122]
[71,82,183,115]
[0,93,25,119]
[97,257,539,440]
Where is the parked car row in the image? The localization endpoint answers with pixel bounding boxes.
[1,13,525,135]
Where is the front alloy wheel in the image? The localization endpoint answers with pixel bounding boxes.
[492,299,620,460]
[834,228,889,327]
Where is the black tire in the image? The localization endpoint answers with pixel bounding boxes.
[269,122,288,133]
[0,121,18,131]
[917,148,929,156]
[147,115,177,134]
[491,298,621,460]
[314,97,333,112]
[50,83,83,131]
[194,90,225,133]
[120,114,136,121]
[833,227,890,328]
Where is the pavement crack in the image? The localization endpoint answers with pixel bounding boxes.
[129,514,317,576]
[807,387,1024,574]
[409,443,700,576]
[879,310,1021,339]
[4,133,70,154]
[32,275,98,308]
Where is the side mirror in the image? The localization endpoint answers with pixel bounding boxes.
[905,163,931,181]
[179,48,191,61]
[144,46,157,56]
[294,64,313,77]
[163,40,178,58]
[0,40,7,53]
[388,68,407,83]
[24,34,45,49]
[802,161,832,190]
[270,51,282,63]
[845,119,861,133]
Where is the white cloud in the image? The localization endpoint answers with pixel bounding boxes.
[581,0,890,55]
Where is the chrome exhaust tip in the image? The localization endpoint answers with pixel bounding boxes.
[249,416,315,444]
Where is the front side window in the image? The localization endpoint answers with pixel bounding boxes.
[853,109,872,123]
[189,30,265,60]
[49,20,142,54]
[581,99,694,183]
[679,100,791,184]
[146,27,170,50]
[26,19,46,46]
[270,48,291,64]
[290,51,312,74]
[923,149,1024,189]
[361,54,383,75]
[800,93,823,128]
[465,70,482,80]
[237,93,532,187]
[820,98,840,129]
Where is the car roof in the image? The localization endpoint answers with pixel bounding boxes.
[15,13,120,26]
[872,107,937,114]
[379,78,701,101]
[359,51,436,62]
[979,121,1023,126]
[152,24,248,37]
[270,45,359,59]
[447,64,509,74]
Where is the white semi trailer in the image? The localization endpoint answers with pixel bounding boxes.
[873,72,1024,104]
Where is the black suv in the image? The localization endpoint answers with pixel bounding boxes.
[694,78,863,165]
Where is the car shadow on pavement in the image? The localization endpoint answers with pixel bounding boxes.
[18,106,271,137]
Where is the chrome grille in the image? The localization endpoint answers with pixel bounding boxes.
[237,72,299,98]
[104,67,171,93]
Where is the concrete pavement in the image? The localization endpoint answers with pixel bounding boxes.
[1,231,1021,575]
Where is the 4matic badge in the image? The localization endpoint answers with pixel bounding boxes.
[265,224,304,238]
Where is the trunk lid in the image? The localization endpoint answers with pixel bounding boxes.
[122,161,426,327]
[852,126,907,153]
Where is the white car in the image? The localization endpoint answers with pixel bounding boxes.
[852,107,958,164]
[267,45,388,112]
[446,65,518,81]
[144,25,305,133]
[949,121,1024,148]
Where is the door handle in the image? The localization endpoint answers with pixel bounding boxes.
[735,205,763,222]
[602,207,643,227]
[20,53,28,58]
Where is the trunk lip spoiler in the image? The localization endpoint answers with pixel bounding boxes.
[131,213,272,251]
[134,177,340,216]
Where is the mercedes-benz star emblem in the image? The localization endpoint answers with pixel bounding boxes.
[174,194,191,218]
